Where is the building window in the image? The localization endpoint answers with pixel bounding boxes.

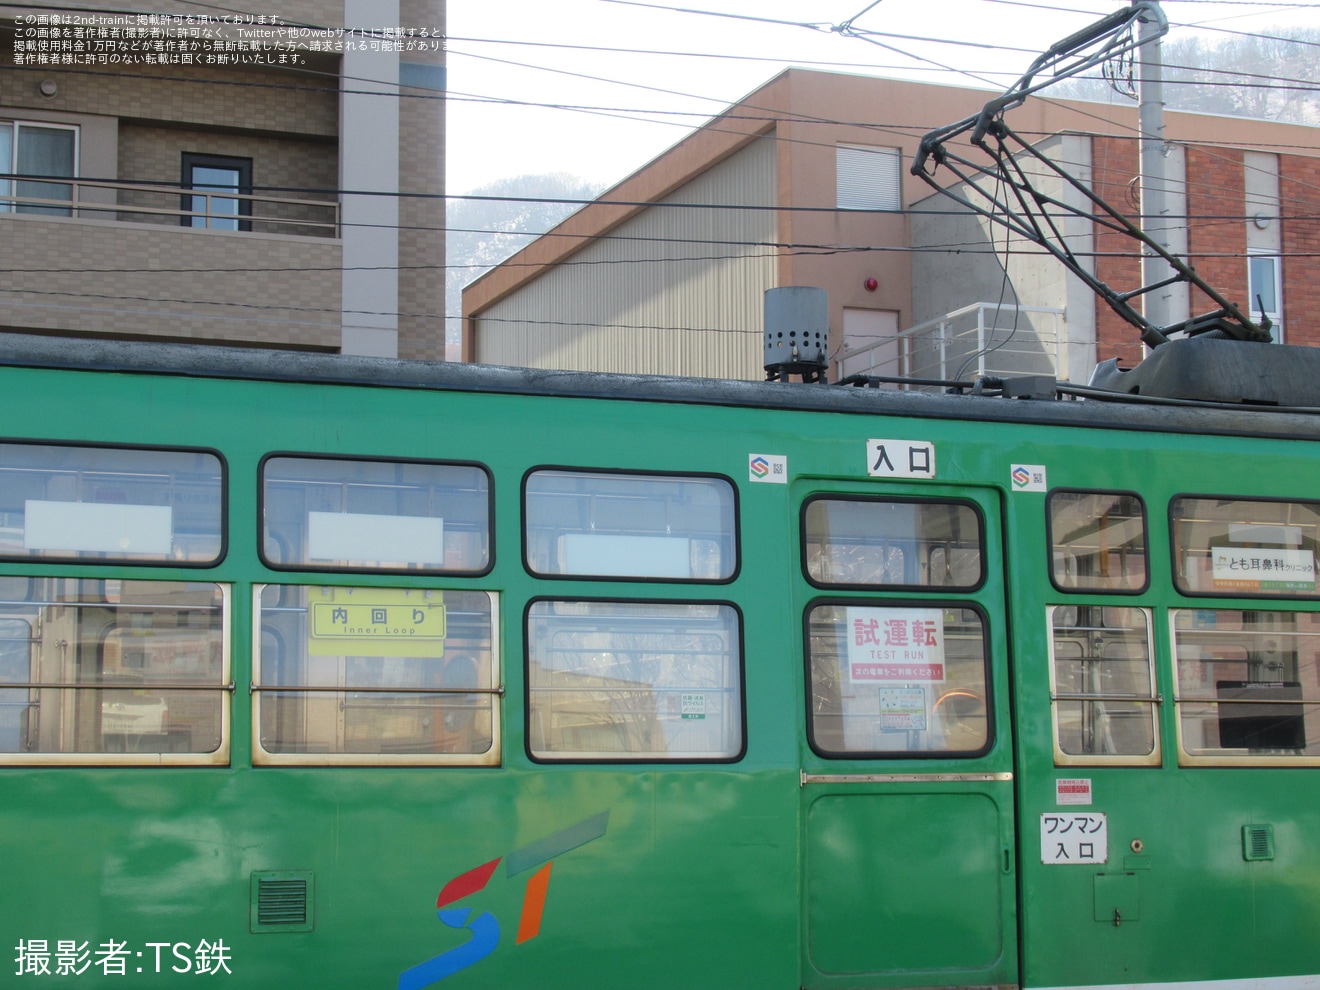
[837,144,901,212]
[1248,252,1282,342]
[181,153,252,231]
[0,121,77,217]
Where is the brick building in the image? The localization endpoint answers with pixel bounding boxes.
[1,0,445,359]
[462,70,1319,383]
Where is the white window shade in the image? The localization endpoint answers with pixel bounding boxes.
[837,144,901,211]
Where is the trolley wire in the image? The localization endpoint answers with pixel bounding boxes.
[6,0,1320,321]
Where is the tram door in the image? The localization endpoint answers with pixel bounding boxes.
[796,485,1018,989]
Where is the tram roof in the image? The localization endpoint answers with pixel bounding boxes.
[2,332,1318,443]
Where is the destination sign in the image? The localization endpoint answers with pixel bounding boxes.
[308,587,446,657]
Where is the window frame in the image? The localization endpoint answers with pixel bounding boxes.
[802,597,994,761]
[251,583,501,767]
[1169,493,1320,601]
[1047,603,1160,767]
[800,494,986,592]
[0,437,228,568]
[0,578,232,767]
[258,451,494,577]
[521,465,740,584]
[836,143,902,212]
[180,152,253,232]
[1169,606,1320,767]
[523,595,747,765]
[1247,250,1283,343]
[1046,488,1150,596]
[0,119,79,216]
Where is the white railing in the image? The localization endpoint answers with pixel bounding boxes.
[0,174,338,237]
[838,302,1068,387]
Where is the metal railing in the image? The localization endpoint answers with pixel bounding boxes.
[0,173,339,237]
[838,302,1069,387]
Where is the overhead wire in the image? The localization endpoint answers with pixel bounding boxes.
[6,0,1320,339]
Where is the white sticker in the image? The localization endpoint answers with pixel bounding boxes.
[878,688,927,731]
[23,500,173,556]
[845,607,945,682]
[1010,464,1047,492]
[1056,778,1093,806]
[308,510,443,564]
[866,439,935,479]
[1041,812,1108,864]
[749,454,787,484]
[1210,546,1316,592]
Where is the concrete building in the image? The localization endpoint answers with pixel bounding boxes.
[462,69,1320,383]
[1,0,445,359]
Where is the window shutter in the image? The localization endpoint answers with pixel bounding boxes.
[837,144,901,211]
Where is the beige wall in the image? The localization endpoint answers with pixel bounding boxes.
[475,137,777,378]
[116,124,336,233]
[0,213,342,346]
[465,68,1320,381]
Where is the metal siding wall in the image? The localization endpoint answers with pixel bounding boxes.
[475,138,777,379]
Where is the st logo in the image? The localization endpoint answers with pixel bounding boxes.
[398,811,609,990]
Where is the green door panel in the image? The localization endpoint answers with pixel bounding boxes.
[806,792,1005,976]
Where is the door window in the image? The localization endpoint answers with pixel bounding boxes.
[806,602,990,756]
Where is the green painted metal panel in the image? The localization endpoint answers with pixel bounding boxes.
[1,344,1320,988]
[806,792,1004,974]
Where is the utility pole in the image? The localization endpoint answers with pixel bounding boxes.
[1135,1,1177,331]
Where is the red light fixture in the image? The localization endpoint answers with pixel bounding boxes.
[864,277,878,292]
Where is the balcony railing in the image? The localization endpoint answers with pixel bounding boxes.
[0,173,338,237]
[839,302,1069,387]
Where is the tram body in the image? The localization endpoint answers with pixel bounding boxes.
[2,334,1319,990]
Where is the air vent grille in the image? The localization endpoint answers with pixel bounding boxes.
[1242,824,1275,862]
[251,871,314,933]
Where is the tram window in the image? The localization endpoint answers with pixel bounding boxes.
[0,443,223,564]
[0,578,228,765]
[805,602,989,757]
[1172,497,1320,599]
[526,600,743,761]
[802,497,982,589]
[1049,605,1158,764]
[253,585,498,766]
[261,456,490,573]
[524,471,736,581]
[1172,608,1320,764]
[1049,491,1147,593]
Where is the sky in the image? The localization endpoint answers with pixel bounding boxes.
[444,0,1320,195]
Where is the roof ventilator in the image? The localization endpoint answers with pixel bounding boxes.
[764,287,828,383]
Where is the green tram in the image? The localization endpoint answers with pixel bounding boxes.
[3,332,1320,990]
